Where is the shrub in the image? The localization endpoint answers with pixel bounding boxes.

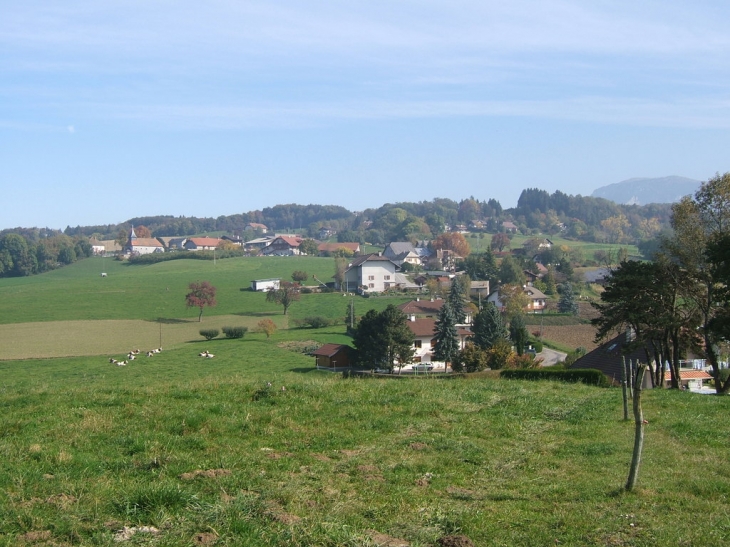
[301,316,333,329]
[500,368,609,386]
[222,326,248,339]
[256,319,277,338]
[199,329,220,341]
[452,344,489,373]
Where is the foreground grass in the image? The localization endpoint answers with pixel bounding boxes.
[1,345,728,546]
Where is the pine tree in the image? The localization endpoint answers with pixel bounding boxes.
[448,276,469,324]
[471,302,508,350]
[432,302,460,367]
[558,282,579,315]
[352,305,414,371]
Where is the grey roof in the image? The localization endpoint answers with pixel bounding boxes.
[394,273,419,289]
[384,242,416,255]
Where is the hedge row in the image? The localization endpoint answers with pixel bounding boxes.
[128,249,244,265]
[500,368,609,387]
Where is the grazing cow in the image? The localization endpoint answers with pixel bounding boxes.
[146,351,154,357]
[100,273,107,277]
[117,360,127,366]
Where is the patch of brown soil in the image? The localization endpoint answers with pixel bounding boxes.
[44,494,77,509]
[438,535,475,547]
[17,530,51,543]
[366,530,410,547]
[264,501,301,525]
[340,449,360,457]
[179,468,232,480]
[357,464,384,482]
[311,453,332,462]
[192,532,218,545]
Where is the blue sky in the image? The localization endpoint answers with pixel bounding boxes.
[2,1,729,230]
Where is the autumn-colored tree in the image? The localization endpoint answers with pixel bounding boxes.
[186,281,217,322]
[256,318,277,338]
[490,232,511,252]
[431,232,471,257]
[135,225,152,238]
[498,284,529,319]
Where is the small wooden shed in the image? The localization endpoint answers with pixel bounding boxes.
[312,344,352,370]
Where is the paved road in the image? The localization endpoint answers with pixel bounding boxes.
[539,347,568,366]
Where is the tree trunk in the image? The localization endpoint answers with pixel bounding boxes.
[626,363,647,491]
[621,357,629,421]
[198,308,203,322]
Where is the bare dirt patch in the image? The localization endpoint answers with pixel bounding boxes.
[192,532,218,545]
[17,530,51,543]
[179,468,232,481]
[264,501,301,525]
[366,530,410,547]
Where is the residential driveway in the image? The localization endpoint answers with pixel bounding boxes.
[539,348,568,366]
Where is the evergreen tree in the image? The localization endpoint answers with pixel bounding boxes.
[432,303,460,368]
[448,276,469,324]
[544,267,557,295]
[352,305,414,371]
[509,313,529,356]
[557,282,579,315]
[471,302,508,350]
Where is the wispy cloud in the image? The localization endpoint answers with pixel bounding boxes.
[2,1,730,131]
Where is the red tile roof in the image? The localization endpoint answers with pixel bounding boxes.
[398,299,445,315]
[678,370,712,380]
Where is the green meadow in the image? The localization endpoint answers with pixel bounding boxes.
[0,257,728,546]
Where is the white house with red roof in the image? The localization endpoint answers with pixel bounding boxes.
[123,228,165,255]
[262,235,303,256]
[184,237,221,251]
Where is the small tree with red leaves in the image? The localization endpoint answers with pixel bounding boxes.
[186,280,217,322]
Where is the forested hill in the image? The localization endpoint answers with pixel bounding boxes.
[52,190,672,246]
[1,190,676,277]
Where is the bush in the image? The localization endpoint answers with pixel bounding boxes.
[301,316,333,329]
[500,368,609,386]
[222,326,248,339]
[199,329,220,341]
[256,319,277,338]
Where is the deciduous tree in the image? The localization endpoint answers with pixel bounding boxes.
[431,232,471,257]
[299,238,319,256]
[266,281,301,315]
[256,318,277,338]
[186,281,217,322]
[291,270,309,283]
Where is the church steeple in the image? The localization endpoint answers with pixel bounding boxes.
[129,227,137,240]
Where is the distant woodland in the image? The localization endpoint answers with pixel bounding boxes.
[0,189,675,278]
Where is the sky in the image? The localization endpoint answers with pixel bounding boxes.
[2,1,730,230]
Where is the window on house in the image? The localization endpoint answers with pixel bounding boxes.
[413,356,422,363]
[368,275,375,280]
[384,275,391,280]
[430,339,437,348]
[368,283,375,288]
[414,340,422,348]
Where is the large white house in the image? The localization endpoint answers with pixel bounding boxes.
[341,253,399,293]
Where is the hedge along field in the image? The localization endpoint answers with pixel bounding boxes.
[1,348,729,546]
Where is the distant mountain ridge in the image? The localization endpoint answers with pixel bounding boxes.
[591,176,701,205]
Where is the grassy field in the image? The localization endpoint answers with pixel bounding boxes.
[1,257,729,545]
[1,349,729,546]
[465,232,640,260]
[0,257,409,360]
